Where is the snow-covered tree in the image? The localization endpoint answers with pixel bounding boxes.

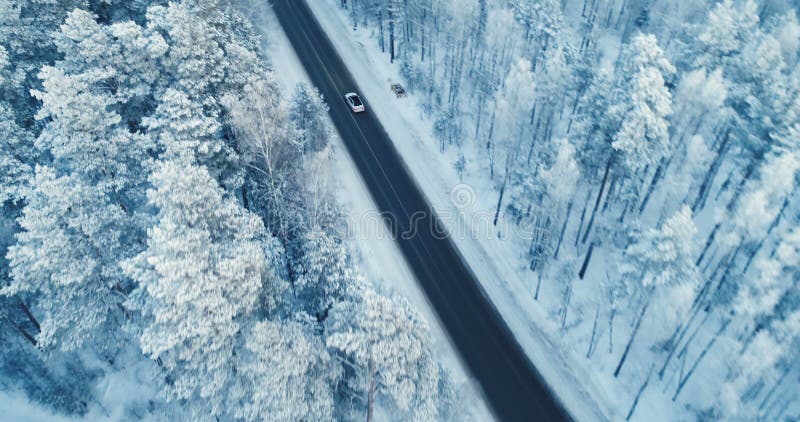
[519,138,580,269]
[541,138,580,208]
[223,76,302,239]
[695,0,794,165]
[32,64,153,192]
[668,134,714,209]
[718,329,783,419]
[610,33,675,174]
[672,67,729,142]
[295,227,355,317]
[493,57,535,166]
[720,307,800,420]
[146,1,259,97]
[0,0,87,124]
[290,82,332,154]
[572,71,615,176]
[326,288,440,421]
[620,205,699,299]
[771,11,800,67]
[235,317,340,421]
[3,166,130,352]
[736,228,799,321]
[52,9,168,103]
[696,0,759,70]
[123,159,281,417]
[143,87,242,189]
[731,151,800,245]
[509,0,562,44]
[614,205,700,376]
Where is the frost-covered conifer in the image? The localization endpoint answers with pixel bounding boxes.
[326,288,440,421]
[610,33,675,173]
[4,166,129,352]
[123,159,280,417]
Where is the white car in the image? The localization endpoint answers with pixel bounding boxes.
[344,92,365,113]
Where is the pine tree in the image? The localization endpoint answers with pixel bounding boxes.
[4,166,130,352]
[610,33,675,174]
[290,82,332,154]
[326,288,440,421]
[123,159,282,417]
[295,227,354,317]
[0,104,33,204]
[235,317,340,422]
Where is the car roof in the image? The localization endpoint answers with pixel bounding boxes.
[345,92,358,97]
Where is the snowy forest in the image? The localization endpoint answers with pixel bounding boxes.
[0,0,464,420]
[337,0,800,419]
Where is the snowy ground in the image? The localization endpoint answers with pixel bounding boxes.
[298,1,685,421]
[0,391,80,422]
[250,4,494,421]
[0,357,164,422]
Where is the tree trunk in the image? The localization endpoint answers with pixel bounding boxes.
[578,241,595,280]
[487,111,496,180]
[638,158,667,216]
[420,7,425,62]
[771,397,795,421]
[366,360,376,422]
[582,158,612,244]
[675,311,713,365]
[758,367,790,412]
[388,8,395,63]
[575,190,591,248]
[692,131,730,212]
[351,0,357,29]
[672,318,729,401]
[609,307,616,354]
[493,174,508,226]
[587,303,600,358]
[8,320,37,346]
[696,223,721,266]
[742,198,790,274]
[626,363,655,421]
[281,235,297,296]
[600,173,618,214]
[553,201,573,259]
[378,8,384,52]
[658,310,711,380]
[560,278,573,328]
[241,184,249,210]
[534,271,543,301]
[614,297,650,378]
[19,301,40,333]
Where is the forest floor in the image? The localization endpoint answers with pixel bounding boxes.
[295,1,710,421]
[251,4,494,421]
[0,391,80,422]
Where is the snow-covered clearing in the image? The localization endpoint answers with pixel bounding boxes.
[250,4,493,421]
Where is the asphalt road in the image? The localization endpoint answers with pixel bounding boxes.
[271,2,571,421]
